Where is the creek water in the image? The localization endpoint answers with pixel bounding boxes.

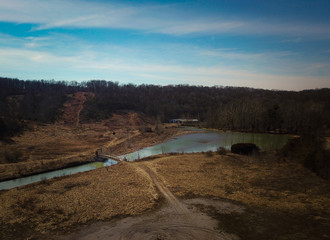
[0,130,290,190]
[121,130,289,161]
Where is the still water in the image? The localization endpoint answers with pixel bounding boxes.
[121,131,289,161]
[0,130,289,190]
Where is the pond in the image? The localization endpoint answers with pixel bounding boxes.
[0,130,290,190]
[120,130,289,161]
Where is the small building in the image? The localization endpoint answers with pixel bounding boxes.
[169,119,199,124]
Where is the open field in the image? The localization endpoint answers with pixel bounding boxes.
[0,162,158,239]
[0,112,190,181]
[0,152,329,239]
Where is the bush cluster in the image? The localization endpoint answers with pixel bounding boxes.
[231,143,259,155]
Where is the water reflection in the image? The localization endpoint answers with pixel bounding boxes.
[0,130,289,190]
[121,131,289,161]
[0,161,116,190]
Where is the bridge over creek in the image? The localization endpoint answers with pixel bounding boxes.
[96,153,125,162]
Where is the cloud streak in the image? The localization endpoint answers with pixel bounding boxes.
[1,1,329,90]
[0,0,329,37]
[0,47,329,90]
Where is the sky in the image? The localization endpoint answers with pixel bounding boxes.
[0,0,329,90]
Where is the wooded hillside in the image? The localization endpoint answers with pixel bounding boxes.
[1,77,329,137]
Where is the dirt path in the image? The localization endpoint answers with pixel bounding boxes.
[62,164,242,240]
[75,104,83,126]
[62,92,92,125]
[140,165,189,215]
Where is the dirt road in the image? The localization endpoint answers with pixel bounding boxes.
[63,165,242,240]
[140,165,188,215]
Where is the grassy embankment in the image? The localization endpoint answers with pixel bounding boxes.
[0,113,188,181]
[0,151,329,239]
[1,91,191,181]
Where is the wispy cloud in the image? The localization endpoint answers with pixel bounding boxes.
[200,49,263,59]
[0,46,329,90]
[24,36,50,48]
[281,37,302,43]
[0,48,80,66]
[157,20,245,35]
[0,0,329,37]
[241,21,330,38]
[1,0,329,91]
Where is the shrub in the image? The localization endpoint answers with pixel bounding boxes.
[64,181,91,190]
[155,123,164,135]
[205,151,214,157]
[217,147,227,155]
[4,149,23,163]
[139,126,153,133]
[0,117,24,140]
[231,143,259,155]
[280,136,330,180]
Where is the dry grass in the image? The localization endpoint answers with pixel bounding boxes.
[0,113,189,181]
[140,153,330,239]
[0,152,329,239]
[0,162,158,238]
[142,153,330,213]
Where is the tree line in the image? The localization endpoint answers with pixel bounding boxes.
[1,77,329,138]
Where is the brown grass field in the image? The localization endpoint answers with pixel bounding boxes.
[0,112,189,181]
[0,95,329,239]
[0,152,329,239]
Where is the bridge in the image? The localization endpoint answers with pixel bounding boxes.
[96,153,125,162]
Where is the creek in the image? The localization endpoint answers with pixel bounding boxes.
[0,129,290,190]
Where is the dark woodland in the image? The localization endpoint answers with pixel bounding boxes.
[1,77,329,138]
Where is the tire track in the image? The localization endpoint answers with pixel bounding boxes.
[138,165,189,215]
[62,164,240,240]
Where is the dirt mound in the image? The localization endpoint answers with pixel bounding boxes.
[104,111,153,130]
[61,92,93,125]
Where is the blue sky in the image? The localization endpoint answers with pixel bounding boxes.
[0,0,329,90]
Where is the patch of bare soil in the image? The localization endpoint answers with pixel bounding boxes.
[142,153,330,239]
[62,200,241,240]
[61,92,94,126]
[62,165,241,240]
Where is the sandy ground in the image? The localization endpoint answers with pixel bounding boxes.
[62,165,241,240]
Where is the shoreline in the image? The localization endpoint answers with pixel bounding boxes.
[0,124,296,184]
[0,125,195,183]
